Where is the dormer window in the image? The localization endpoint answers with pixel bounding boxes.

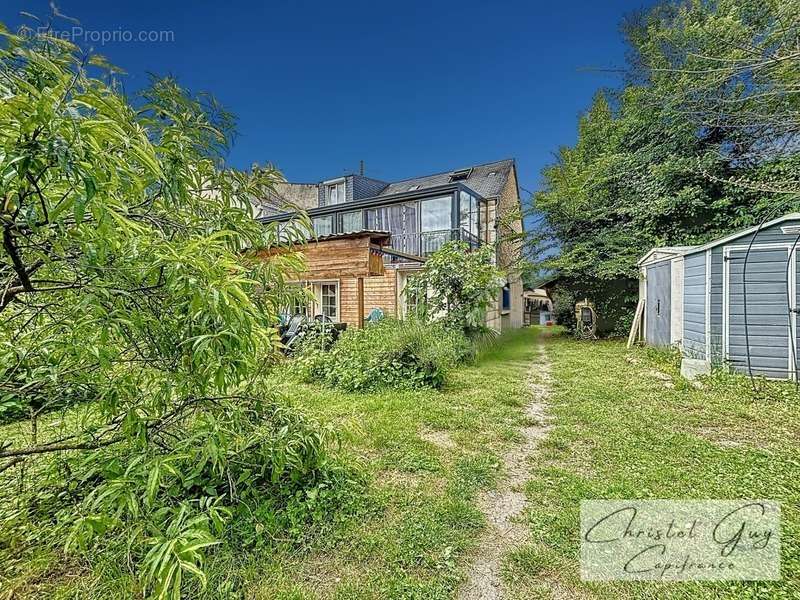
[326,179,346,205]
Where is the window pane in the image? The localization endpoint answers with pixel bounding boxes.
[459,191,479,238]
[340,210,362,233]
[470,196,478,237]
[313,216,333,236]
[459,191,470,230]
[320,283,337,320]
[328,182,345,205]
[366,207,388,230]
[420,196,451,232]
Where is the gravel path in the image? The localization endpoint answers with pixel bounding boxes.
[458,340,552,600]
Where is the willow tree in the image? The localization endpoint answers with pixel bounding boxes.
[0,24,329,598]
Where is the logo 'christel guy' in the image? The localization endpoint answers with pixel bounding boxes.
[580,500,780,581]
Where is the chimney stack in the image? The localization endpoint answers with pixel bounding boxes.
[359,160,365,176]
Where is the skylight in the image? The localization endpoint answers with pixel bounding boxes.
[449,168,472,182]
[408,184,421,191]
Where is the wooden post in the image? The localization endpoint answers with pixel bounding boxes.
[357,277,365,328]
[627,298,645,348]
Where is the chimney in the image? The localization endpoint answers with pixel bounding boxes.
[359,160,365,176]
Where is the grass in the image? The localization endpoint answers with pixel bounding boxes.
[1,329,540,599]
[505,335,800,600]
[4,328,800,599]
[229,328,539,599]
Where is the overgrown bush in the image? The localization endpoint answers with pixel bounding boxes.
[289,318,340,355]
[405,241,505,336]
[292,319,471,392]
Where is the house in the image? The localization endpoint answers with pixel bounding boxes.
[255,159,525,331]
[633,213,800,380]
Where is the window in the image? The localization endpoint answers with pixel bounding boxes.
[365,206,388,230]
[459,191,479,239]
[420,196,452,232]
[327,180,345,205]
[502,286,511,312]
[340,210,362,233]
[284,284,311,318]
[449,168,472,182]
[313,215,333,236]
[404,279,424,318]
[319,283,338,320]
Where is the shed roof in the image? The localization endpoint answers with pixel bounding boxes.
[639,212,800,266]
[684,212,800,255]
[638,246,696,267]
[311,230,391,244]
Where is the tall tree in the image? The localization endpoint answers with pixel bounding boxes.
[0,22,330,598]
[532,0,799,334]
[629,0,800,200]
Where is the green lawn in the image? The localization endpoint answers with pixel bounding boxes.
[229,328,540,599]
[506,335,800,600]
[3,328,799,599]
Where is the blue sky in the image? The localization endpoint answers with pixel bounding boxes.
[1,0,652,197]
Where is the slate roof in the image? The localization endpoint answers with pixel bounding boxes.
[254,158,516,218]
[377,159,514,199]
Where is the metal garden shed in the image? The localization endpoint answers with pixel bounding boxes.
[631,213,800,380]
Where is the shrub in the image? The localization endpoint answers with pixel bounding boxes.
[293,319,470,392]
[404,241,505,335]
[0,393,363,598]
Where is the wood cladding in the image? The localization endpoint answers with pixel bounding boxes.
[258,236,385,279]
[299,238,385,278]
[258,234,398,328]
[339,269,398,327]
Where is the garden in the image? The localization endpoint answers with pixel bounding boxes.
[0,23,507,593]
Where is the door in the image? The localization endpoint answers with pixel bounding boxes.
[724,246,794,379]
[646,262,671,347]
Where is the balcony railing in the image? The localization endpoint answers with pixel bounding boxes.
[386,228,481,261]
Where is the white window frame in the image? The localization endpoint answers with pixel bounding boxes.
[324,178,346,206]
[285,282,312,317]
[311,280,340,322]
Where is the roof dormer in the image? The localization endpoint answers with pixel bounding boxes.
[320,177,346,207]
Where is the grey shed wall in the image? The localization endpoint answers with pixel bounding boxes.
[682,251,707,359]
[682,217,800,379]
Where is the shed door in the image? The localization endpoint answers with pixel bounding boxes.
[646,261,671,347]
[724,246,794,379]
